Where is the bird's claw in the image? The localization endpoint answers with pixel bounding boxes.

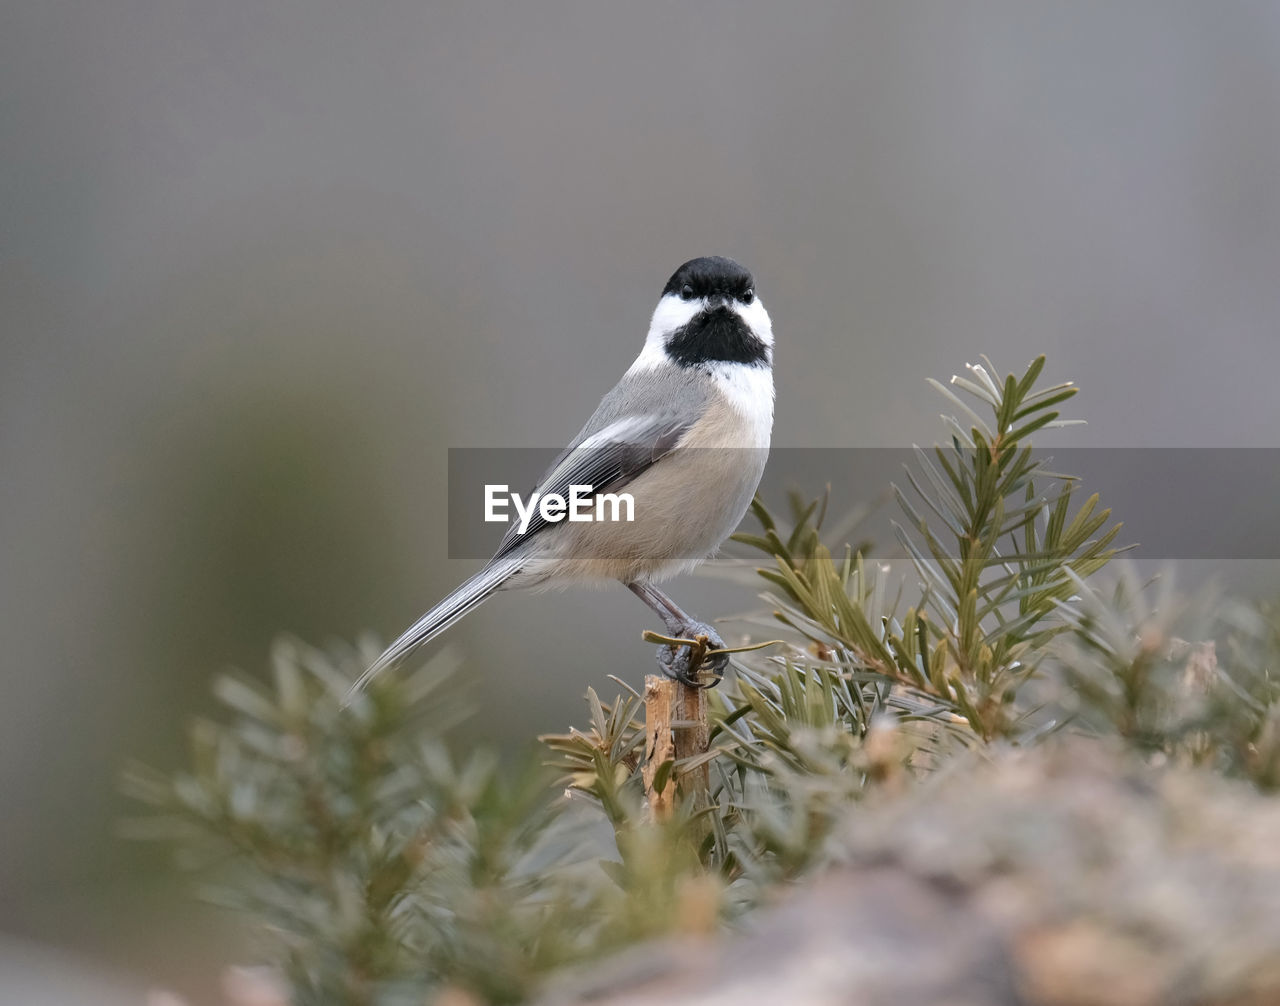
[655,621,728,689]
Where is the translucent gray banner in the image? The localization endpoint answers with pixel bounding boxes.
[446,448,1280,561]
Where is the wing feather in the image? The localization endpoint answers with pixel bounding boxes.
[492,411,690,560]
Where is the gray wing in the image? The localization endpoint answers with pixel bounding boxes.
[492,411,689,560]
[492,367,711,561]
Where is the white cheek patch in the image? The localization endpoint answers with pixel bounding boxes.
[731,298,774,349]
[627,293,706,374]
[650,293,705,335]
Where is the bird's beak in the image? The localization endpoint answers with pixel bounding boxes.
[705,293,729,309]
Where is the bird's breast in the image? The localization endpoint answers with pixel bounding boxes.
[522,364,774,587]
[682,364,774,451]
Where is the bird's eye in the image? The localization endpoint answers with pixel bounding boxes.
[680,284,695,301]
[742,288,755,305]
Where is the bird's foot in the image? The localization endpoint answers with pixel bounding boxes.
[656,620,728,689]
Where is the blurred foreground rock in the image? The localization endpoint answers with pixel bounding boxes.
[540,740,1280,1006]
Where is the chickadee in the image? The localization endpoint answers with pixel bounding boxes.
[356,256,774,692]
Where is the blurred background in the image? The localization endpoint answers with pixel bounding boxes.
[3,1,1279,1000]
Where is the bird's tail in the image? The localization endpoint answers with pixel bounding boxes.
[349,554,524,698]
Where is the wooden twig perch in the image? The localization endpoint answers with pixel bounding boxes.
[643,665,711,822]
[674,678,710,811]
[638,632,784,822]
[643,676,676,820]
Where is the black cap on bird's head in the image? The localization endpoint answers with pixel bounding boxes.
[661,256,756,305]
[656,256,770,368]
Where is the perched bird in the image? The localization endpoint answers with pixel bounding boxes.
[356,256,774,692]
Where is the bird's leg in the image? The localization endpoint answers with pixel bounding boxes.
[627,581,728,688]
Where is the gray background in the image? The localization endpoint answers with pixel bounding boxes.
[3,1,1279,999]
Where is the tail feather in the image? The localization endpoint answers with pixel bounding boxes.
[349,554,523,697]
